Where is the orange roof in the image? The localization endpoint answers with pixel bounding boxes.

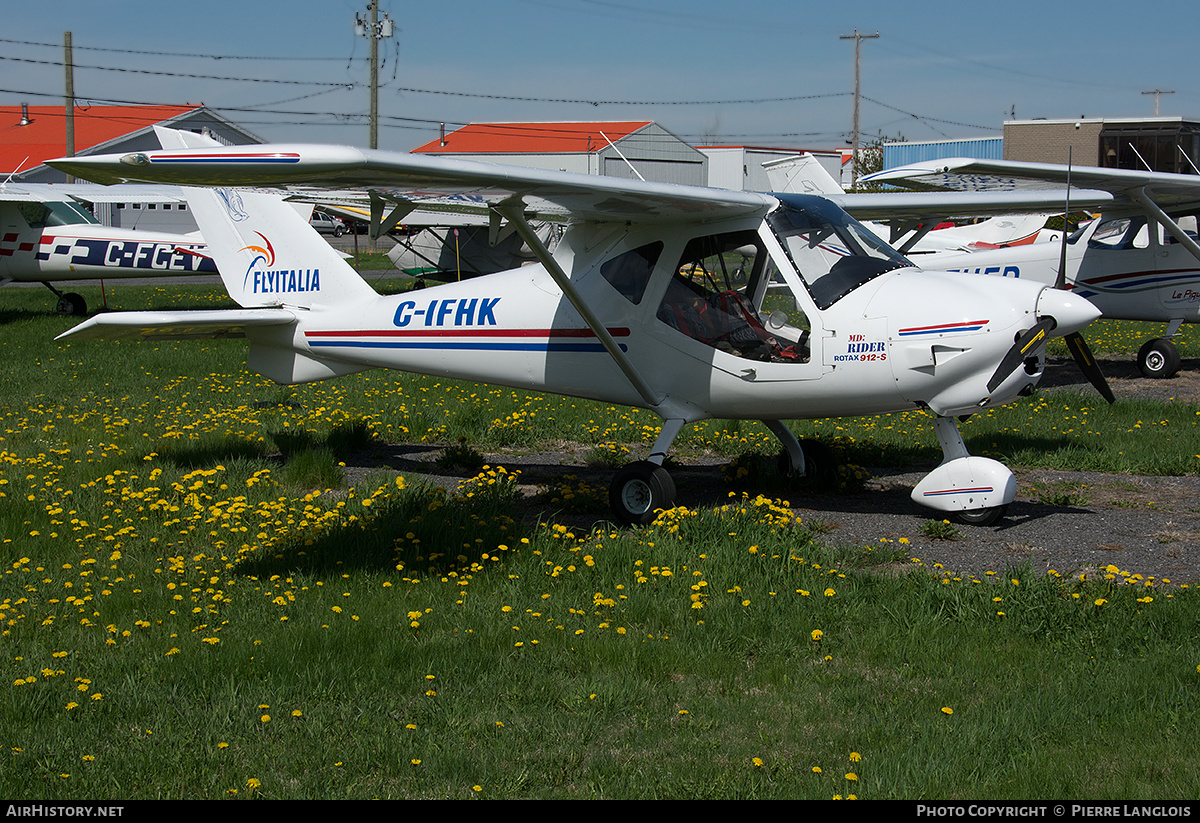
[0,105,201,172]
[412,121,653,154]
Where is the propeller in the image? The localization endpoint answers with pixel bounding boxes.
[987,317,1055,393]
[985,313,1115,404]
[1064,331,1116,404]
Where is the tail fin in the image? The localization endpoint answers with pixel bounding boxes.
[154,127,376,309]
[762,153,845,195]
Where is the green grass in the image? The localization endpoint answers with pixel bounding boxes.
[2,286,1199,799]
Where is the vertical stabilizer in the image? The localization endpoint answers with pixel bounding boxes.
[762,153,845,195]
[153,127,377,310]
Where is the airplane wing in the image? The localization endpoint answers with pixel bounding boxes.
[56,308,296,341]
[827,189,1112,223]
[47,137,774,227]
[864,157,1200,212]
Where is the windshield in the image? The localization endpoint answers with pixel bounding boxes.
[767,194,911,310]
[18,200,99,229]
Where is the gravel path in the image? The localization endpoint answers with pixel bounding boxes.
[344,355,1200,586]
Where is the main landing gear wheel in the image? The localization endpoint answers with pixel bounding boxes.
[953,505,1008,527]
[55,293,87,316]
[609,461,676,526]
[1137,338,1180,379]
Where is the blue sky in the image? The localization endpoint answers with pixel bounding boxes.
[5,0,1198,152]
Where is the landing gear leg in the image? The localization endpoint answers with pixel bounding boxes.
[608,418,684,525]
[765,419,839,490]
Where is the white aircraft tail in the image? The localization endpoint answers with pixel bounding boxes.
[154,127,376,310]
[762,153,845,195]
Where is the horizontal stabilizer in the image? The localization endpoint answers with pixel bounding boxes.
[56,309,296,341]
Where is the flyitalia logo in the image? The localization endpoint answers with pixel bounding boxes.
[240,232,321,295]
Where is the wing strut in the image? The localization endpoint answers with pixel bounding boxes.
[491,200,664,409]
[1132,188,1200,266]
[892,220,936,254]
[369,192,416,241]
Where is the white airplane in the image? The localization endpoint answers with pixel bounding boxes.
[48,128,1107,527]
[0,182,217,315]
[864,157,1200,378]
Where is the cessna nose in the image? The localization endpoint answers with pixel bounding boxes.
[1035,288,1101,337]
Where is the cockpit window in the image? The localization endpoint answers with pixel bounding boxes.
[767,194,911,310]
[17,201,99,229]
[655,230,810,363]
[600,242,662,304]
[1087,217,1149,250]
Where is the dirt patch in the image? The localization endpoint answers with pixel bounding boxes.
[340,356,1200,585]
[1041,354,1200,404]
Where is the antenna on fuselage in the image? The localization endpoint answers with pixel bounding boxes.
[1,157,29,188]
[1056,147,1072,290]
[600,132,645,182]
[1052,145,1115,404]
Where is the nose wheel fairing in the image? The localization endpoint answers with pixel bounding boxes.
[910,415,1015,525]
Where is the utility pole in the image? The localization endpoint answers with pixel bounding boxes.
[354,3,393,253]
[64,31,75,183]
[840,29,878,189]
[355,3,394,150]
[1142,89,1174,116]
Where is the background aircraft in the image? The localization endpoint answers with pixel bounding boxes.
[864,158,1200,378]
[0,182,216,315]
[49,128,1106,526]
[764,153,1065,255]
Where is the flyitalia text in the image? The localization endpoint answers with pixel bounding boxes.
[252,268,321,294]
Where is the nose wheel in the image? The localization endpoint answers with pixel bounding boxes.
[952,505,1008,526]
[609,461,676,525]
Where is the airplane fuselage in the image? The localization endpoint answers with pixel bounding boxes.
[251,210,1076,424]
[925,215,1200,327]
[0,222,215,282]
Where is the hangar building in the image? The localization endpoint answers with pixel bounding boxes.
[411,121,709,186]
[1,104,261,231]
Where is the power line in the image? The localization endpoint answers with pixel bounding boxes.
[395,85,851,107]
[0,86,460,130]
[0,36,362,62]
[0,55,355,88]
[860,95,996,132]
